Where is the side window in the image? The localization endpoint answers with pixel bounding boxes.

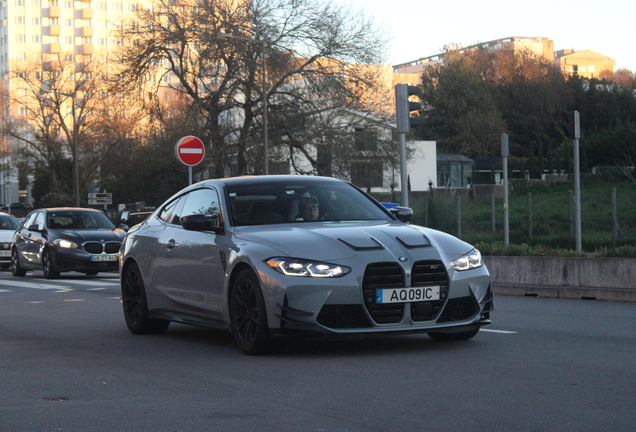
[159,196,185,225]
[23,213,38,229]
[34,212,46,229]
[180,188,220,217]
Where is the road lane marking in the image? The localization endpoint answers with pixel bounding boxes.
[0,280,72,290]
[54,280,119,287]
[0,289,11,293]
[64,299,86,302]
[481,329,517,334]
[86,288,106,291]
[26,301,44,304]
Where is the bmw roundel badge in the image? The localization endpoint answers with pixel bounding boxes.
[398,256,408,262]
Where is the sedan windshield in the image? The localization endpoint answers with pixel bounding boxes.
[47,211,116,230]
[0,215,20,230]
[227,180,392,226]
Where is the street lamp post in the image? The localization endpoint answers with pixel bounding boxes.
[218,32,269,175]
[41,90,80,206]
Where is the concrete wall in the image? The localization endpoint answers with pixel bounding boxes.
[484,256,636,302]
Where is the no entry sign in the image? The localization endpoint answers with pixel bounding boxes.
[175,136,205,166]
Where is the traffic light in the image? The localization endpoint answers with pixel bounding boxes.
[563,111,580,139]
[395,84,422,133]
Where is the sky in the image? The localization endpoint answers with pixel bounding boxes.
[346,0,636,72]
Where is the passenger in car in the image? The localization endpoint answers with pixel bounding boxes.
[298,196,320,221]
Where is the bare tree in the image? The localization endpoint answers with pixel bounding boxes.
[116,0,392,178]
[4,52,136,206]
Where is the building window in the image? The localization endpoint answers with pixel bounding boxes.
[113,2,122,11]
[32,17,41,25]
[98,20,107,28]
[15,0,25,5]
[589,65,595,73]
[16,52,27,60]
[16,16,25,25]
[65,0,72,7]
[32,35,41,43]
[65,36,74,44]
[16,34,26,42]
[51,35,60,42]
[18,107,27,115]
[65,54,73,61]
[50,18,59,24]
[65,18,72,26]
[354,128,378,152]
[98,37,107,46]
[97,2,106,9]
[351,162,383,189]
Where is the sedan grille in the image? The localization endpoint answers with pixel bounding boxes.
[83,242,103,254]
[83,242,121,254]
[316,305,372,329]
[437,296,478,323]
[411,260,448,322]
[362,262,404,324]
[104,242,121,254]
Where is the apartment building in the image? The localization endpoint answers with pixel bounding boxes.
[393,36,555,74]
[554,49,615,79]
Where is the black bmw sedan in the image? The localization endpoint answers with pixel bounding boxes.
[11,208,126,279]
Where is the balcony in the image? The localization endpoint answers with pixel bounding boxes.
[82,43,94,55]
[49,24,62,36]
[81,27,94,37]
[46,43,62,54]
[49,6,61,17]
[80,8,93,19]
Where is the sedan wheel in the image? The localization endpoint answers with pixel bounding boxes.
[428,328,480,342]
[11,249,26,277]
[42,250,60,279]
[121,263,170,335]
[230,269,271,355]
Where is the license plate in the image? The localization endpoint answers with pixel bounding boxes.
[376,286,440,304]
[0,250,9,257]
[90,255,118,262]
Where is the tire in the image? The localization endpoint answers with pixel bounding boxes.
[428,328,480,342]
[11,249,26,277]
[121,263,170,335]
[229,269,271,355]
[42,250,60,279]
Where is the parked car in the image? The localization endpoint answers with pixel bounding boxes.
[119,175,493,354]
[11,208,126,279]
[0,212,21,269]
[0,202,33,219]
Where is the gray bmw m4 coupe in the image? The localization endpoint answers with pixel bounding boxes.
[120,175,494,354]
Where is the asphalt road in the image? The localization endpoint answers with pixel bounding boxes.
[1,270,635,431]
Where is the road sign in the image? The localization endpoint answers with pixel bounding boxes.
[89,198,113,205]
[88,193,112,199]
[175,136,205,167]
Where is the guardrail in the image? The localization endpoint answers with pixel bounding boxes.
[483,256,636,302]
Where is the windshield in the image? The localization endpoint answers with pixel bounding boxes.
[227,180,392,226]
[47,211,116,230]
[0,215,20,230]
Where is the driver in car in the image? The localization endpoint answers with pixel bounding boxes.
[298,196,320,221]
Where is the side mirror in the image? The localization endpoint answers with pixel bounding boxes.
[180,213,223,234]
[390,206,413,223]
[119,223,130,232]
[28,224,42,232]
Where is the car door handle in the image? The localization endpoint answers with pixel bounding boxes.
[166,239,176,250]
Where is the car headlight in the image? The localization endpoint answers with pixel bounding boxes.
[266,257,351,278]
[450,248,482,271]
[54,239,79,249]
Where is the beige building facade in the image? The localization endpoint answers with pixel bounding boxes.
[554,49,615,79]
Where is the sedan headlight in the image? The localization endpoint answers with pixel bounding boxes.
[54,239,79,249]
[266,257,351,278]
[450,249,482,271]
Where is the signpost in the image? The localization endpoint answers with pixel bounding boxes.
[175,136,205,185]
[88,193,112,208]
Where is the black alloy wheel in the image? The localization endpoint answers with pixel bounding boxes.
[42,250,60,279]
[121,263,170,334]
[11,249,26,277]
[230,269,271,355]
[428,328,480,342]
